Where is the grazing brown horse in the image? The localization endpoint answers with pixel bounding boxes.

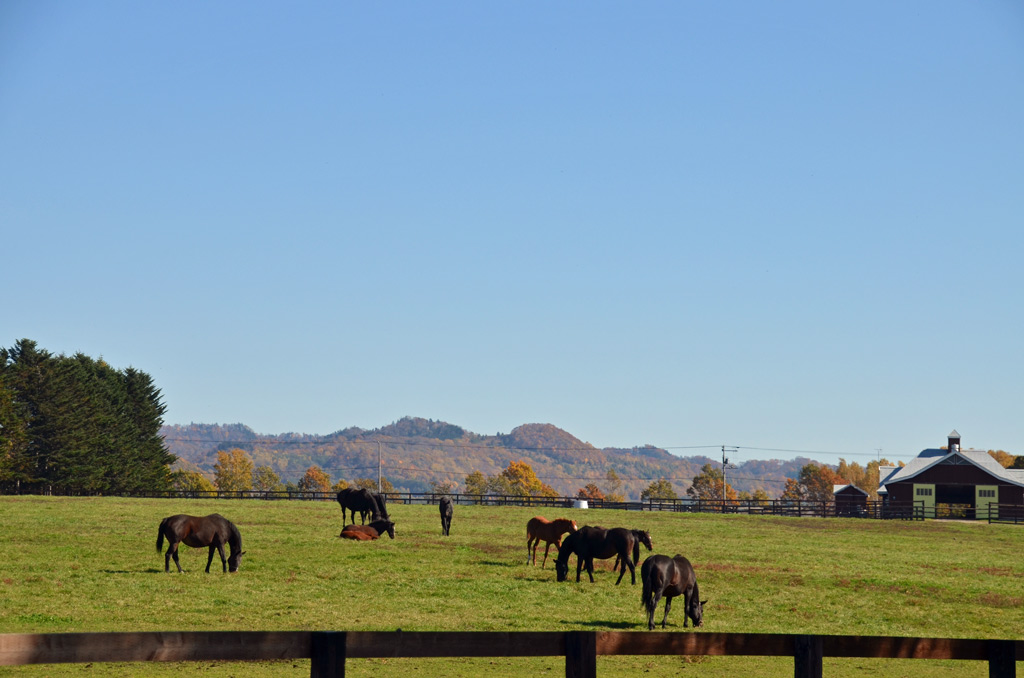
[640,554,706,630]
[339,518,395,541]
[156,514,244,573]
[526,516,578,567]
[612,529,654,571]
[555,526,641,584]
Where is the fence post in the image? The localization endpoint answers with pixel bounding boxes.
[988,639,1016,678]
[793,635,822,678]
[565,630,596,678]
[311,631,346,678]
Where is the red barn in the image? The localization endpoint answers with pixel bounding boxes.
[833,483,868,516]
[878,430,1024,519]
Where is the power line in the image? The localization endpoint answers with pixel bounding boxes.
[162,436,899,460]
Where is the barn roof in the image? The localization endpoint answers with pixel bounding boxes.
[833,484,868,496]
[878,447,1024,490]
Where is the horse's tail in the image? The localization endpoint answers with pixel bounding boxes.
[640,560,655,615]
[156,518,167,552]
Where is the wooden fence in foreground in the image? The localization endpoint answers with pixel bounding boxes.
[0,631,1019,677]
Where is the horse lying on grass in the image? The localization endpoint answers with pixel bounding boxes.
[339,519,396,541]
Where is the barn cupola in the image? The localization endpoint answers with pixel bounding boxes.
[947,430,961,454]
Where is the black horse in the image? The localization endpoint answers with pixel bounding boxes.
[337,488,386,525]
[439,496,454,536]
[554,526,640,585]
[156,514,244,573]
[640,554,706,630]
[612,529,654,571]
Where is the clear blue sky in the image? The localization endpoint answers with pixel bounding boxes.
[3,2,1022,466]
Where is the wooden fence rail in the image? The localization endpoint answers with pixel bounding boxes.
[0,631,1018,677]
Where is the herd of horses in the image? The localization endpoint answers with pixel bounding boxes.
[154,495,705,631]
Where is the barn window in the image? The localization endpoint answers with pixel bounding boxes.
[979,489,996,498]
[916,488,933,497]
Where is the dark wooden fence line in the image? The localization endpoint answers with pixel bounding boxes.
[0,485,939,521]
[0,631,1019,677]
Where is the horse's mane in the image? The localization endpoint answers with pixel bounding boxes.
[227,520,242,550]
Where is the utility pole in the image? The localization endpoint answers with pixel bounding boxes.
[721,446,737,502]
[377,440,382,492]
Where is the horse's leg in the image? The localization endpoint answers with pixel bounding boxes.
[526,536,533,565]
[164,541,174,573]
[615,555,626,585]
[628,557,636,585]
[663,596,673,629]
[649,590,663,630]
[217,543,227,573]
[169,542,183,573]
[205,545,216,573]
[541,542,552,569]
[576,556,584,582]
[585,558,596,583]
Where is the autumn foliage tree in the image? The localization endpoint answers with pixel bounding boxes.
[603,469,625,502]
[214,449,254,492]
[170,469,215,494]
[687,463,737,502]
[298,466,331,494]
[576,483,605,501]
[641,478,677,501]
[252,465,283,492]
[778,463,843,501]
[354,476,394,493]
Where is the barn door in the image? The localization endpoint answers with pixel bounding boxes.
[976,485,998,521]
[913,483,935,519]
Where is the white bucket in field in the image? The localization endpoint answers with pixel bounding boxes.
[573,499,589,509]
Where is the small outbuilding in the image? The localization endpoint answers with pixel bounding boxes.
[833,483,868,517]
[877,430,1024,519]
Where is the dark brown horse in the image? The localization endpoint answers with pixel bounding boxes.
[337,488,387,525]
[156,514,244,573]
[339,518,395,540]
[612,529,654,571]
[640,554,705,630]
[439,496,453,536]
[526,516,578,567]
[554,526,639,584]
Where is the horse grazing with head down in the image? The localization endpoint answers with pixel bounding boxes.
[439,496,454,536]
[156,514,244,573]
[555,526,640,584]
[339,518,396,541]
[640,554,706,630]
[526,516,578,567]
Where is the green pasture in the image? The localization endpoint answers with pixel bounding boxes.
[1,496,1022,677]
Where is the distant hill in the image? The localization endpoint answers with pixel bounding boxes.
[161,417,813,500]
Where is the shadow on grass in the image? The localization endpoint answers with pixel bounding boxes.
[567,620,644,630]
[101,569,164,574]
[477,560,517,568]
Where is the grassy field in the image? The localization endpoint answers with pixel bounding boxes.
[1,495,1023,677]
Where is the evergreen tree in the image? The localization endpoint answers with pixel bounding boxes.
[0,339,175,492]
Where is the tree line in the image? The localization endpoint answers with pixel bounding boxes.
[0,339,174,492]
